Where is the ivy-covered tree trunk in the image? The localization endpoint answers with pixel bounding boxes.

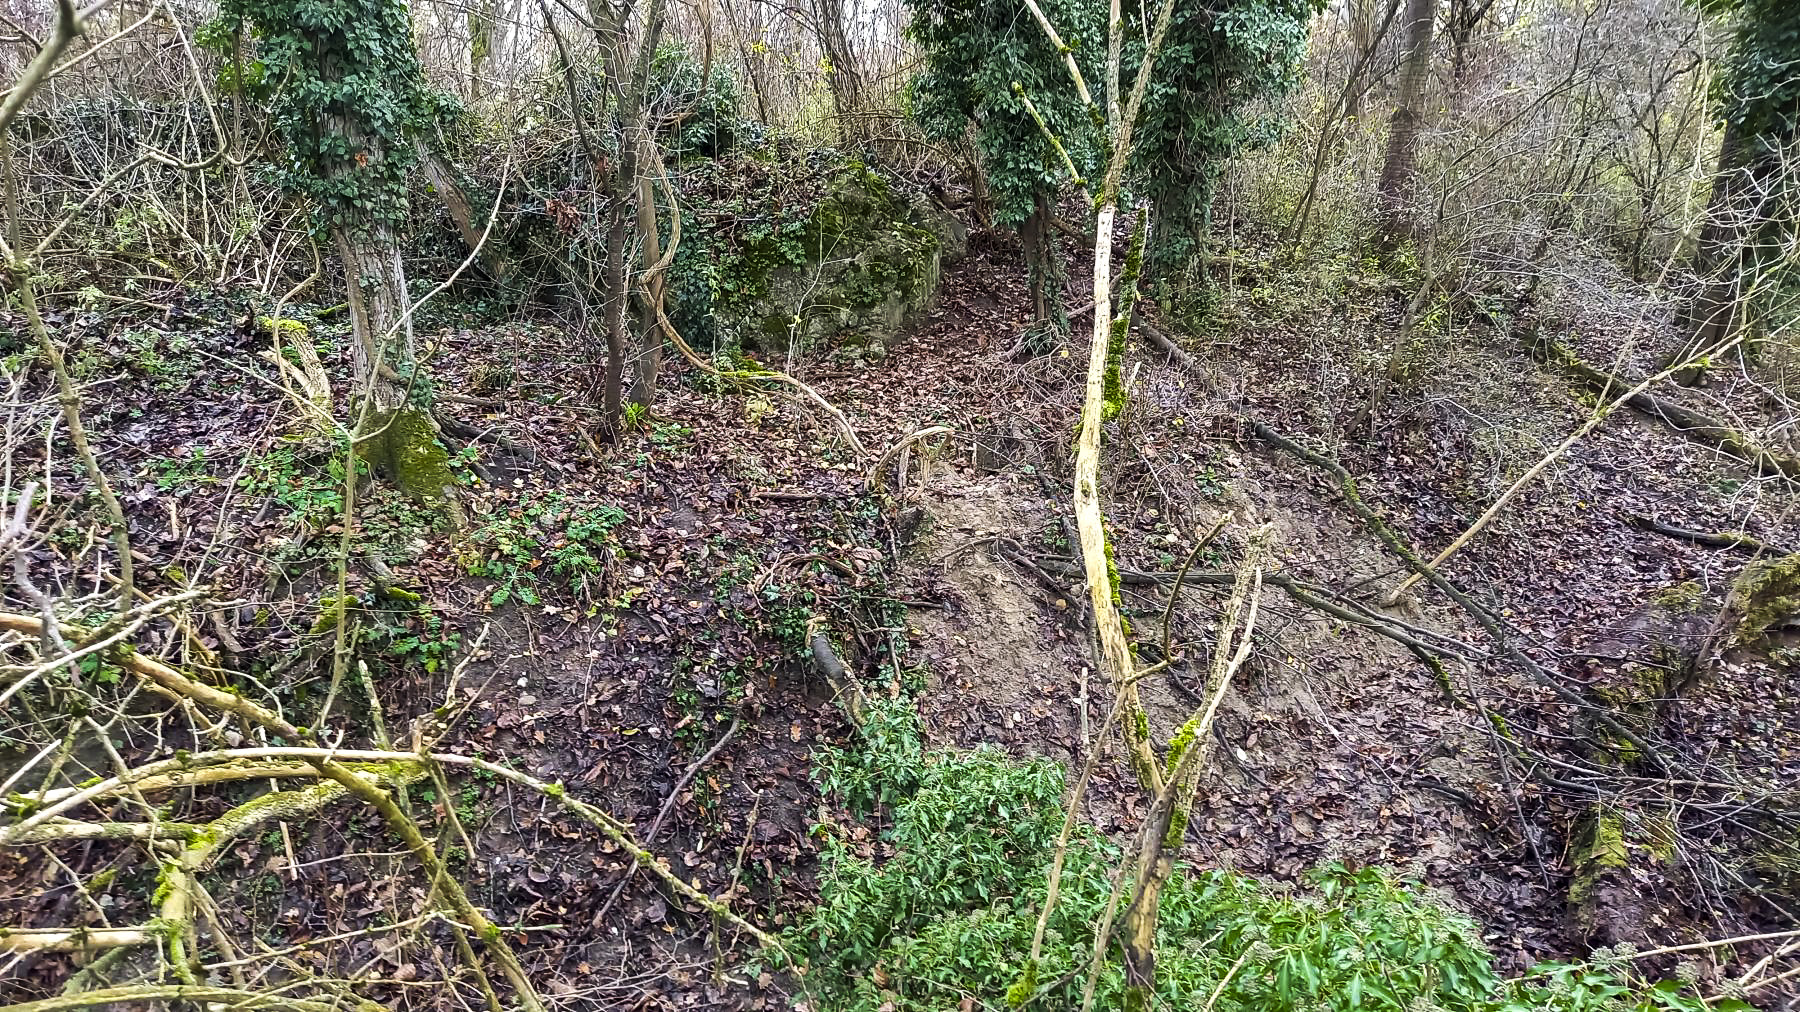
[1146,182,1213,320]
[1667,0,1800,378]
[1674,121,1760,376]
[1375,0,1435,244]
[219,0,464,525]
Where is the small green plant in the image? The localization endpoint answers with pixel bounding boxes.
[650,420,693,448]
[791,701,1727,1012]
[151,448,215,490]
[367,604,460,674]
[240,438,353,530]
[463,491,629,606]
[121,327,198,388]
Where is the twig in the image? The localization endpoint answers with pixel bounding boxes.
[593,716,744,924]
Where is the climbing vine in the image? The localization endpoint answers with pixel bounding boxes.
[1125,0,1316,316]
[905,0,1102,230]
[904,0,1311,322]
[1710,0,1800,154]
[906,0,1104,327]
[209,0,455,231]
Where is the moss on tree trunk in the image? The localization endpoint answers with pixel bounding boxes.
[335,224,463,527]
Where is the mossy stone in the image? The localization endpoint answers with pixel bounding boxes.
[355,406,463,528]
[1733,553,1800,649]
[1569,809,1629,910]
[713,161,960,358]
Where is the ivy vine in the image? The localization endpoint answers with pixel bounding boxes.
[209,0,455,232]
[904,0,1312,318]
[905,0,1104,231]
[1125,0,1316,312]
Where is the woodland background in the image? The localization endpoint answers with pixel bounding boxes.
[2,0,1800,1009]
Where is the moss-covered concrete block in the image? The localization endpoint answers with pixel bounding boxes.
[1733,553,1800,653]
[713,162,962,358]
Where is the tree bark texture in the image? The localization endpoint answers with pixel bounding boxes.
[1375,0,1436,244]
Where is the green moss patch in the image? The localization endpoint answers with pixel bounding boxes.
[1733,553,1800,648]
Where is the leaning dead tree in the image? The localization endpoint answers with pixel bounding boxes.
[998,0,1291,1001]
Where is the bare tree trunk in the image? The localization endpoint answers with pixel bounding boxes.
[1673,119,1763,379]
[334,222,461,523]
[334,224,410,414]
[1445,0,1494,81]
[418,145,507,283]
[1343,0,1381,120]
[1375,0,1435,244]
[719,0,771,123]
[591,0,667,434]
[1282,0,1401,249]
[1021,193,1063,332]
[812,0,864,135]
[630,156,663,408]
[467,0,506,99]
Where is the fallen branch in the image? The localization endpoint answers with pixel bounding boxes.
[809,625,865,724]
[0,985,386,1012]
[1030,557,1479,661]
[1386,328,1753,603]
[866,425,954,493]
[593,715,744,925]
[1241,418,1675,775]
[0,928,153,955]
[1623,513,1778,554]
[1529,333,1800,480]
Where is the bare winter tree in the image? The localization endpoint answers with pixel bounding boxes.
[1374,0,1437,243]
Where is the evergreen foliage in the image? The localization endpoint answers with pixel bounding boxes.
[209,0,453,230]
[1126,0,1316,310]
[1709,0,1800,158]
[793,700,1735,1012]
[904,0,1103,230]
[902,0,1314,314]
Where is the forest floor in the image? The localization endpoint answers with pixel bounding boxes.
[6,210,1800,1006]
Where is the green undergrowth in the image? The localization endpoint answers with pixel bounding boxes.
[787,701,1738,1012]
[460,490,629,607]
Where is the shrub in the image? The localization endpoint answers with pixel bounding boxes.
[790,704,1732,1012]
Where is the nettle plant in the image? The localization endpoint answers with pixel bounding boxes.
[208,0,454,232]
